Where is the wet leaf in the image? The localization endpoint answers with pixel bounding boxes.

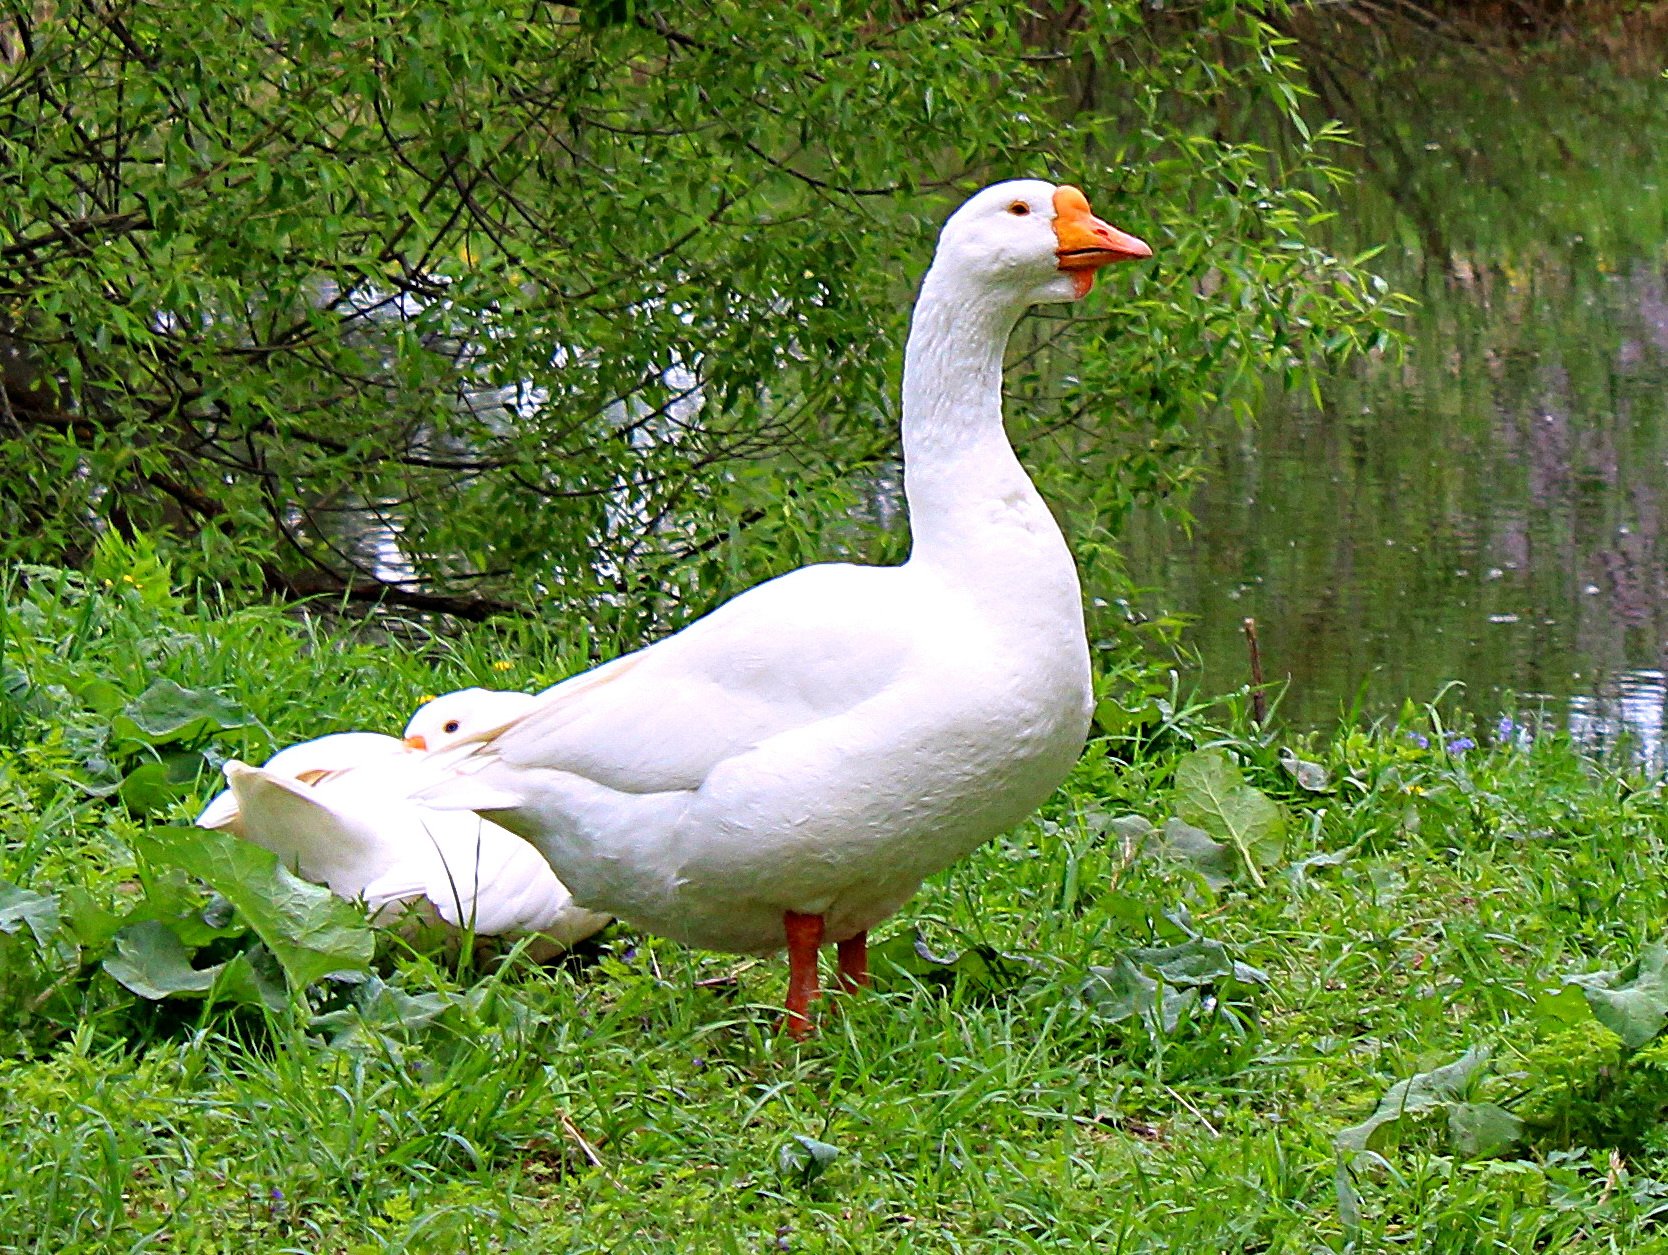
[130,825,374,990]
[1173,748,1286,888]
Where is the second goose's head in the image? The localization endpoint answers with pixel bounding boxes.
[403,687,538,752]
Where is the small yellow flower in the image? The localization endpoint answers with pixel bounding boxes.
[417,694,437,705]
[491,660,514,672]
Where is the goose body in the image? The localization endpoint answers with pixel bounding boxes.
[418,181,1151,1026]
[197,691,610,948]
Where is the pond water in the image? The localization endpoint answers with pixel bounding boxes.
[1119,66,1668,762]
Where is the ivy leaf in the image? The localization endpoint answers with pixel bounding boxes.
[1172,749,1287,888]
[129,825,374,990]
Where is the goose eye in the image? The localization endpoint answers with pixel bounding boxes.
[443,720,460,734]
[1007,201,1031,216]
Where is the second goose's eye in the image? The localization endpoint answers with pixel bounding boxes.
[443,720,460,734]
[1007,201,1031,216]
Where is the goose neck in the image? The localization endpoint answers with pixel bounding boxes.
[899,266,1021,459]
[900,265,1042,566]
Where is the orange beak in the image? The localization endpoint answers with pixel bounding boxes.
[403,734,427,751]
[1053,185,1152,297]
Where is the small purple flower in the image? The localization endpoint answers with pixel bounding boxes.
[1406,731,1429,749]
[1496,716,1515,739]
[1446,737,1475,754]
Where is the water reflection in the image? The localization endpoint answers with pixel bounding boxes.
[1124,242,1668,767]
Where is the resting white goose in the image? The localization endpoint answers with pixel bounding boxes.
[418,181,1151,1033]
[197,689,611,949]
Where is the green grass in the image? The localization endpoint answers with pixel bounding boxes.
[7,563,1668,1251]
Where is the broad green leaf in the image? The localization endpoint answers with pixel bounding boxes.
[112,679,249,746]
[1103,813,1155,852]
[58,886,126,949]
[1155,817,1236,892]
[1447,1101,1525,1159]
[1567,942,1668,1049]
[103,920,222,999]
[117,761,181,816]
[0,881,60,947]
[1126,938,1269,989]
[1337,1047,1491,1155]
[869,931,1028,993]
[210,946,293,1013]
[1173,749,1287,888]
[311,974,461,1046]
[102,921,286,1011]
[1078,958,1197,1034]
[1094,697,1161,737]
[1531,982,1597,1032]
[130,825,374,990]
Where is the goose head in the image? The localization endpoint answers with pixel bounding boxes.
[402,687,538,752]
[932,179,1151,305]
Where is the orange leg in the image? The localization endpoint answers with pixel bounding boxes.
[836,931,869,994]
[783,911,825,1039]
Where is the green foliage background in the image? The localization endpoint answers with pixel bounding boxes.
[1,0,1394,635]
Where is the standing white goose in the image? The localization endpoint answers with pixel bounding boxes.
[197,689,611,948]
[418,181,1151,1033]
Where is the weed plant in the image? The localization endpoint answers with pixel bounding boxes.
[5,556,1668,1251]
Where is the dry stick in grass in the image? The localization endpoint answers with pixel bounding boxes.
[560,1111,623,1190]
[1243,617,1267,727]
